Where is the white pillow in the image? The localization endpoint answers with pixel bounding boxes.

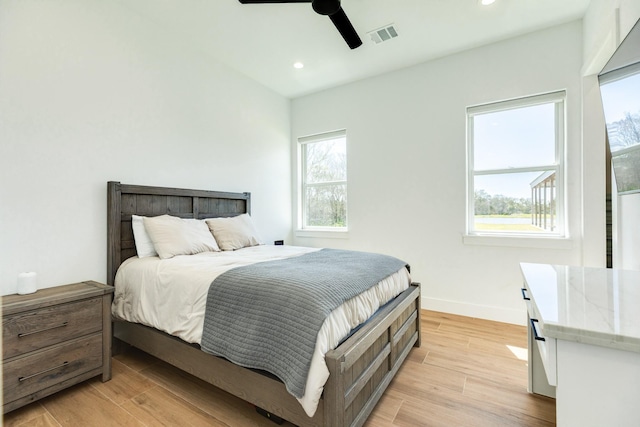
[205,214,263,251]
[143,215,221,259]
[131,215,158,258]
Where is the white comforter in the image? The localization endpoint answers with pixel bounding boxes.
[111,245,410,417]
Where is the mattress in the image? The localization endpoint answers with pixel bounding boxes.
[111,245,410,417]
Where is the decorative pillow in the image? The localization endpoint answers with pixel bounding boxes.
[205,214,263,251]
[143,215,221,259]
[131,215,158,258]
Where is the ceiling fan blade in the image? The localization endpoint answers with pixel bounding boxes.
[328,7,362,49]
[238,0,310,3]
[238,0,362,50]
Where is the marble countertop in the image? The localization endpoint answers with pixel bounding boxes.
[520,263,640,353]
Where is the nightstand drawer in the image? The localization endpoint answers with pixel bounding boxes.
[3,333,102,403]
[3,297,102,360]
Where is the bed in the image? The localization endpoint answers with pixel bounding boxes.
[107,181,421,427]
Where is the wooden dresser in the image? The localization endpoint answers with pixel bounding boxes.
[2,281,114,413]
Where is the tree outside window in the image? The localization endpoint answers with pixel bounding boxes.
[299,131,347,229]
[600,70,640,194]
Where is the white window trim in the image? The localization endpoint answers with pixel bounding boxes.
[462,234,574,249]
[295,228,350,239]
[297,129,348,235]
[465,91,568,241]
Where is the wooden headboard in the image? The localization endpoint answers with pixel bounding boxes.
[107,181,251,286]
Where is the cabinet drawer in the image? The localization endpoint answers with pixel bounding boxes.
[3,297,102,360]
[524,282,557,387]
[529,317,557,386]
[3,333,102,403]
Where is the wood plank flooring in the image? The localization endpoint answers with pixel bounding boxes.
[3,310,555,426]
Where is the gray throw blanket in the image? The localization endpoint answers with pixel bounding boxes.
[200,248,407,398]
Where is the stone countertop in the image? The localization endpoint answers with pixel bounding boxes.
[520,262,640,353]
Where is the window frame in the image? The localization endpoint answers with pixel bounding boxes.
[599,63,640,196]
[298,129,348,232]
[466,91,567,238]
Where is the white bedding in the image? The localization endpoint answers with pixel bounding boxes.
[111,245,410,417]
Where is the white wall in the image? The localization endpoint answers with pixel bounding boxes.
[291,22,585,324]
[583,0,640,66]
[0,0,291,295]
[582,0,640,271]
[617,194,640,269]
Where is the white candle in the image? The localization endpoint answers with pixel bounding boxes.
[17,272,37,295]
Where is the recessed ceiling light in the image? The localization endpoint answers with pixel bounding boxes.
[480,0,496,5]
[293,62,304,69]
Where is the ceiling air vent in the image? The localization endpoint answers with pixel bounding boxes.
[367,24,398,44]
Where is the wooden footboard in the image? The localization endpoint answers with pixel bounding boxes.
[324,283,420,427]
[113,283,420,427]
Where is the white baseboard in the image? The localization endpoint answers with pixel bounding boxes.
[422,296,526,326]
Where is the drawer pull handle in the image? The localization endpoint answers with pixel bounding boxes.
[18,321,69,338]
[530,318,545,342]
[18,361,69,382]
[521,288,530,300]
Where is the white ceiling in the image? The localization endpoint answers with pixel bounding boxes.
[121,0,591,98]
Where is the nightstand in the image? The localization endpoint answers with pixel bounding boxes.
[2,281,114,413]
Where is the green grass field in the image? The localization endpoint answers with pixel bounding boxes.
[474,214,547,232]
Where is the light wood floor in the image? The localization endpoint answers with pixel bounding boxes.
[4,310,555,427]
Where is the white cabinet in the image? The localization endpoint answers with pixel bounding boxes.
[556,339,640,426]
[520,263,640,427]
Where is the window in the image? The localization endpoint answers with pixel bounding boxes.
[467,92,565,237]
[299,130,347,230]
[599,64,640,194]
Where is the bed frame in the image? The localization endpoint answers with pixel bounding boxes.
[107,181,421,427]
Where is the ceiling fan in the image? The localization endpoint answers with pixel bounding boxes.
[238,0,363,49]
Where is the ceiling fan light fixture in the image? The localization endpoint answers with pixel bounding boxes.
[293,62,304,69]
[312,0,341,16]
[479,0,496,5]
[238,0,362,49]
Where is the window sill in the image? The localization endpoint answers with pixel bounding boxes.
[295,229,349,239]
[463,233,574,249]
